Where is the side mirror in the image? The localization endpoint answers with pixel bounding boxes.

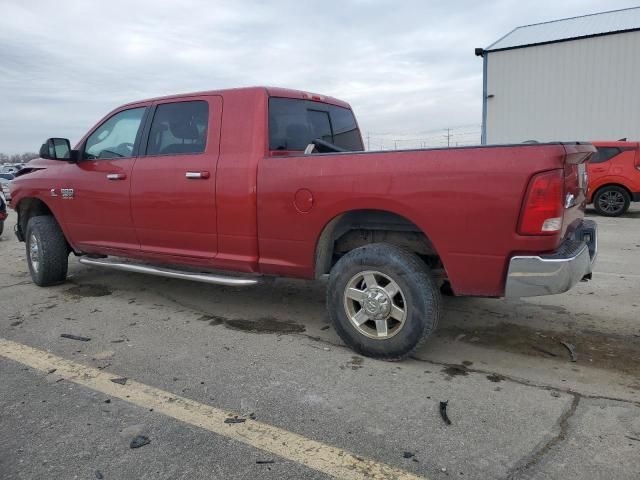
[39,138,79,162]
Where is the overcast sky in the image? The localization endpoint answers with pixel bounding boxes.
[1,0,638,153]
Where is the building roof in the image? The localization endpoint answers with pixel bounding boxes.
[485,6,640,52]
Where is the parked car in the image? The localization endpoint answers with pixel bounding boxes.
[0,190,7,237]
[1,165,20,175]
[9,87,597,359]
[588,140,640,216]
[0,173,14,201]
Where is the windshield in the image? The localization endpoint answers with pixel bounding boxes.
[269,97,364,152]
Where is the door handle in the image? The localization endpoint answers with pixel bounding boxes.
[185,171,210,179]
[106,173,127,180]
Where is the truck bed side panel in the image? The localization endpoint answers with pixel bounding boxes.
[257,144,569,296]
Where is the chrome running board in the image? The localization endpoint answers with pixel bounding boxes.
[78,257,259,286]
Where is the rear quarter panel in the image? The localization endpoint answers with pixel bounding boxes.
[257,144,572,296]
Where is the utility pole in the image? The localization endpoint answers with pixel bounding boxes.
[444,128,452,148]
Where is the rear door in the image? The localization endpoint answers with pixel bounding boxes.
[130,96,222,258]
[63,105,149,251]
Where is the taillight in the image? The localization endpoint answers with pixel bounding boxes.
[519,170,564,235]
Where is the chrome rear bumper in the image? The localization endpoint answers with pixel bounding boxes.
[505,220,597,298]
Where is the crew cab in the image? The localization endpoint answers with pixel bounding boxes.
[588,140,640,216]
[9,87,597,359]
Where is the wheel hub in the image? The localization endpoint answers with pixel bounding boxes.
[343,270,407,340]
[29,234,40,273]
[599,191,624,213]
[363,288,391,320]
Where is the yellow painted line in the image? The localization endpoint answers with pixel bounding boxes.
[0,338,425,480]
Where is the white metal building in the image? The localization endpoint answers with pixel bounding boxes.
[477,7,640,144]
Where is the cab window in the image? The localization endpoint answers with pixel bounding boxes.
[84,107,146,160]
[269,98,364,152]
[146,101,209,156]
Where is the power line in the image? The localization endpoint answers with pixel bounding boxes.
[365,125,482,151]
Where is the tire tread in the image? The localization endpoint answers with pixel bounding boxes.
[26,216,69,286]
[327,243,441,361]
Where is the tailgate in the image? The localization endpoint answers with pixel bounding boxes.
[562,143,594,236]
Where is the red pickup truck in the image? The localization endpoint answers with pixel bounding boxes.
[10,87,597,359]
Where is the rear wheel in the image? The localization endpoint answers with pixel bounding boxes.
[26,216,69,286]
[594,186,630,217]
[327,243,441,360]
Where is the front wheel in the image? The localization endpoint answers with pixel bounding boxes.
[593,186,630,217]
[26,216,69,286]
[327,243,441,360]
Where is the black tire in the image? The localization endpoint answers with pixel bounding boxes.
[25,216,69,286]
[593,186,630,217]
[327,243,441,361]
[0,220,3,237]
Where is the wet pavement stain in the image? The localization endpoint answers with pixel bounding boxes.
[197,314,225,326]
[436,322,640,376]
[442,365,469,379]
[224,317,305,334]
[486,373,504,383]
[346,356,364,370]
[196,313,305,333]
[65,284,112,297]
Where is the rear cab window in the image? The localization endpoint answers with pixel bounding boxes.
[268,98,364,153]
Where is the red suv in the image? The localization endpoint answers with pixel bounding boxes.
[588,141,640,216]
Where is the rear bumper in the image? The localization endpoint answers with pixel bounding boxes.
[505,219,597,298]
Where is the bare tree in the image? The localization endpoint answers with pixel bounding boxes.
[0,152,40,164]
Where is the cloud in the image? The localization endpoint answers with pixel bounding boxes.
[0,0,636,153]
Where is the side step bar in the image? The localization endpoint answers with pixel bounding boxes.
[78,257,260,287]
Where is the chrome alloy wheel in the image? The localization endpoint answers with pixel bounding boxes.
[343,270,407,339]
[29,234,40,273]
[598,190,626,215]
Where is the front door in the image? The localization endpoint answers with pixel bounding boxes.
[130,96,221,259]
[63,105,149,252]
